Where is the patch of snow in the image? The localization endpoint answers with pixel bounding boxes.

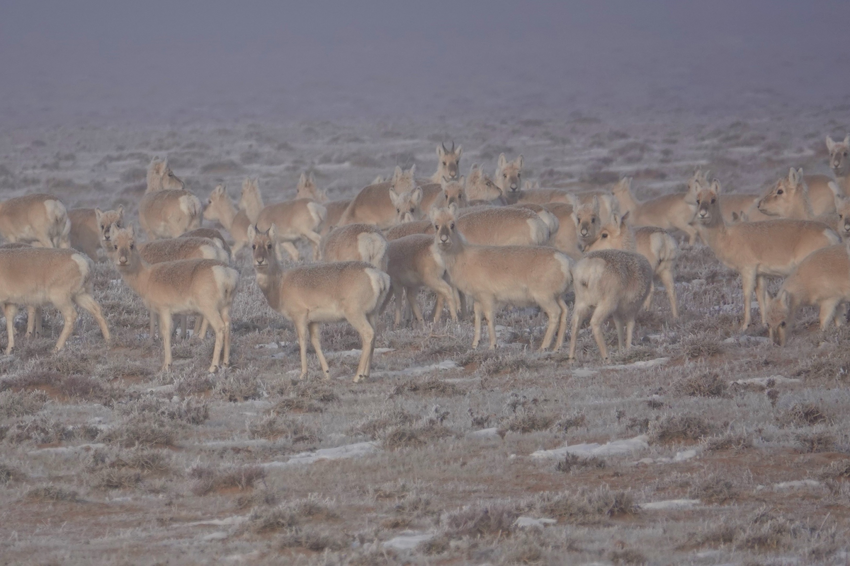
[383,531,434,551]
[571,369,598,378]
[723,335,770,346]
[187,515,247,527]
[203,532,229,541]
[514,516,557,528]
[469,427,499,439]
[732,375,800,387]
[29,443,106,456]
[325,347,394,359]
[531,435,648,460]
[254,342,282,349]
[197,438,272,449]
[641,499,700,510]
[261,441,379,468]
[773,480,822,490]
[146,384,175,394]
[373,360,459,378]
[602,357,670,371]
[674,449,698,462]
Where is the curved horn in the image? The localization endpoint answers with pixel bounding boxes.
[450,140,455,152]
[441,142,448,153]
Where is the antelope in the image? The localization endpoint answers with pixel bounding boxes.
[786,135,850,215]
[568,249,653,361]
[465,164,505,205]
[203,182,261,256]
[0,194,71,248]
[338,165,422,228]
[756,168,835,224]
[494,153,524,203]
[0,246,110,354]
[321,200,353,236]
[611,176,700,245]
[766,243,850,346]
[320,223,388,270]
[415,176,468,213]
[455,206,550,246]
[691,178,840,330]
[430,207,571,351]
[385,234,458,327]
[255,191,327,261]
[109,226,238,373]
[431,142,462,183]
[139,159,202,239]
[542,202,582,260]
[511,203,560,238]
[384,219,434,241]
[828,181,850,239]
[571,195,605,247]
[249,224,389,382]
[296,172,325,201]
[584,211,680,318]
[0,243,42,338]
[181,228,232,259]
[69,207,124,260]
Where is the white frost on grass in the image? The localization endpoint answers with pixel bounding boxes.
[28,443,106,456]
[723,335,770,346]
[469,427,500,439]
[383,531,434,550]
[531,435,649,460]
[515,516,557,528]
[261,441,379,468]
[186,515,247,527]
[372,360,459,379]
[757,479,822,491]
[325,347,394,359]
[640,499,701,510]
[602,357,670,371]
[732,375,801,387]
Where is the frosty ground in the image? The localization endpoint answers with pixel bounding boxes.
[1,108,849,565]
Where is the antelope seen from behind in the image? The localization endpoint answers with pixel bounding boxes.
[320,223,388,270]
[203,180,265,256]
[611,176,700,246]
[584,211,680,318]
[256,189,327,262]
[568,249,653,361]
[338,165,423,229]
[0,193,71,248]
[249,224,389,382]
[108,226,238,373]
[139,159,202,239]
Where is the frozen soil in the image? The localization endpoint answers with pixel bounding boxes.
[1,107,850,565]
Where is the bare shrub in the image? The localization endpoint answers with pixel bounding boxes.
[120,395,209,425]
[0,389,47,419]
[554,413,587,433]
[0,463,25,484]
[190,465,266,496]
[609,549,647,565]
[682,339,723,360]
[2,371,118,405]
[650,415,715,444]
[445,502,522,537]
[93,468,142,489]
[391,379,463,397]
[247,497,337,533]
[25,485,80,502]
[248,414,316,442]
[214,372,265,402]
[820,459,850,480]
[279,529,348,552]
[99,415,176,448]
[555,453,606,474]
[354,409,416,438]
[781,403,829,427]
[498,412,556,436]
[383,427,425,450]
[674,372,727,398]
[5,415,80,445]
[703,432,753,452]
[796,431,836,453]
[536,487,637,524]
[273,397,324,414]
[688,475,737,503]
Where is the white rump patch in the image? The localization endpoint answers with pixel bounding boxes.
[260,441,379,468]
[70,253,91,280]
[527,217,549,244]
[364,267,390,300]
[531,435,649,459]
[179,194,202,217]
[307,201,327,227]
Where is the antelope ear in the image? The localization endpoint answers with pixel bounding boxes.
[109,224,119,241]
[127,225,135,238]
[779,290,791,310]
[710,180,722,194]
[456,146,462,158]
[392,166,403,184]
[298,172,307,186]
[247,224,256,241]
[517,155,524,169]
[95,208,103,222]
[731,211,740,223]
[457,176,465,187]
[827,136,836,152]
[388,188,400,206]
[788,168,798,186]
[268,224,277,240]
[408,164,416,177]
[498,153,507,169]
[441,176,450,190]
[436,144,444,157]
[844,134,850,146]
[410,187,423,207]
[429,207,440,223]
[620,210,630,226]
[117,205,124,218]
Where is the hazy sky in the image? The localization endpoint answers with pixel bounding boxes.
[2,1,849,126]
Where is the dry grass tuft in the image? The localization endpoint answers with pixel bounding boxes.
[99,415,177,448]
[247,497,338,533]
[498,412,557,435]
[0,389,47,419]
[355,409,417,438]
[391,379,463,397]
[703,432,753,452]
[444,502,522,537]
[2,371,119,405]
[796,431,836,453]
[609,549,647,565]
[820,459,850,480]
[781,403,829,427]
[688,475,738,503]
[674,372,727,398]
[5,415,85,445]
[190,465,266,496]
[382,423,452,450]
[214,372,265,402]
[536,487,637,524]
[279,529,348,552]
[272,397,324,414]
[25,485,80,502]
[555,453,606,474]
[0,463,25,484]
[650,415,716,444]
[248,414,316,442]
[682,339,723,360]
[120,395,209,425]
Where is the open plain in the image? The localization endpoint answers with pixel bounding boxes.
[1,104,850,565]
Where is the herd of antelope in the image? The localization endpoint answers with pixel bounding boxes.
[2,136,850,380]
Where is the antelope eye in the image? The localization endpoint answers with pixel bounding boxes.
[710,198,716,204]
[591,218,596,223]
[129,244,135,250]
[113,245,118,251]
[442,161,446,166]
[486,181,492,186]
[450,223,455,230]
[840,214,844,219]
[780,321,786,327]
[252,245,256,250]
[267,244,273,250]
[777,189,783,195]
[397,208,401,213]
[601,233,608,238]
[503,174,507,178]
[409,207,415,213]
